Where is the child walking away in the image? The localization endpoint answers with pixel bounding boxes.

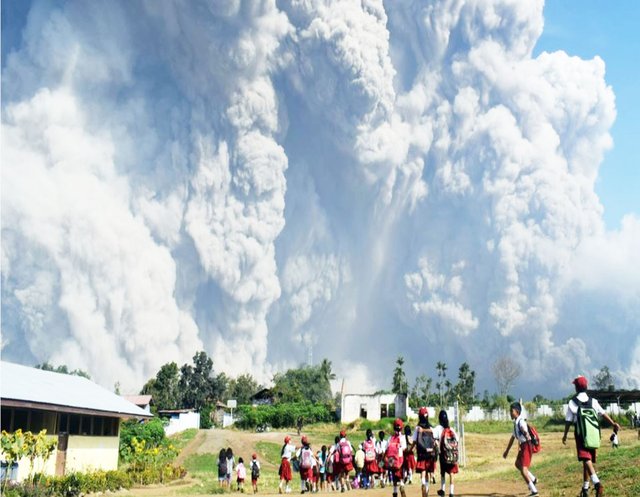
[413,407,437,497]
[279,435,297,494]
[434,410,458,497]
[298,436,314,494]
[250,453,260,494]
[609,426,619,449]
[562,375,620,497]
[226,448,235,488]
[218,448,229,489]
[336,430,354,492]
[317,446,327,492]
[403,425,416,484]
[376,430,388,488]
[237,457,247,492]
[385,419,407,497]
[363,429,379,488]
[503,402,539,497]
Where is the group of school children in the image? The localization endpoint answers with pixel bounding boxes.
[218,447,262,493]
[503,375,621,497]
[277,409,460,497]
[224,374,621,497]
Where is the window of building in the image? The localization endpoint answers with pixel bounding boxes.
[1,409,12,431]
[68,414,81,435]
[360,404,368,419]
[12,409,29,431]
[380,404,387,418]
[388,404,396,417]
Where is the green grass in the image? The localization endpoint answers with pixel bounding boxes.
[496,441,640,496]
[255,441,283,467]
[184,453,217,473]
[170,428,198,449]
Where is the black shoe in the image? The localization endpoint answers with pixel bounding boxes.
[580,489,589,497]
[437,491,445,497]
[595,482,604,497]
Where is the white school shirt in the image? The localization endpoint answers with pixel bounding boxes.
[250,460,261,472]
[282,442,296,460]
[375,438,388,456]
[565,392,605,423]
[432,425,458,442]
[513,414,529,444]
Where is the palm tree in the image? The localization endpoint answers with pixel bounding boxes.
[436,361,448,406]
[320,359,336,383]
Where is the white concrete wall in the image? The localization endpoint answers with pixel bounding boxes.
[341,394,406,423]
[164,411,200,435]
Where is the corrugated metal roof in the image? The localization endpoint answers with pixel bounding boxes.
[123,394,153,406]
[1,361,151,418]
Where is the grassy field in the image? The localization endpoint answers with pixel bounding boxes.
[143,423,640,497]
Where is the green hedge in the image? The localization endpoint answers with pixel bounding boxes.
[119,418,166,460]
[3,470,133,497]
[236,402,333,429]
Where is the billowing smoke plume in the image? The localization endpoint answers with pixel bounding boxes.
[2,0,638,395]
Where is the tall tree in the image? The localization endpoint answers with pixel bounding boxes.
[179,351,217,410]
[392,356,409,395]
[453,362,476,406]
[225,373,260,405]
[410,374,432,408]
[492,356,521,397]
[436,361,448,406]
[319,359,336,383]
[141,361,181,411]
[593,366,615,390]
[272,364,332,404]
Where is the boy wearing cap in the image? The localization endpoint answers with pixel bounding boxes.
[562,375,620,497]
[250,453,260,494]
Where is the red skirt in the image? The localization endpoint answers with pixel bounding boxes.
[364,459,380,474]
[515,442,532,470]
[279,458,292,481]
[403,453,416,471]
[335,461,354,473]
[439,456,458,475]
[300,467,313,480]
[415,458,436,473]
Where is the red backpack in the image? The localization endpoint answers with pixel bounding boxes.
[527,423,541,453]
[363,439,376,462]
[385,435,403,470]
[339,440,352,464]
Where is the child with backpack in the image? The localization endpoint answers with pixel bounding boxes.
[433,410,458,497]
[317,445,328,492]
[402,425,416,484]
[502,402,539,497]
[336,430,354,492]
[376,430,389,488]
[236,457,247,492]
[279,435,296,494]
[562,375,620,497]
[218,448,229,488]
[298,436,315,494]
[385,418,407,497]
[363,429,379,488]
[412,407,437,497]
[250,453,260,494]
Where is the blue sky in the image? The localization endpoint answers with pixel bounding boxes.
[535,1,640,229]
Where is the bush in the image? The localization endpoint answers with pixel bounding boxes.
[120,418,166,460]
[3,470,133,497]
[236,402,333,429]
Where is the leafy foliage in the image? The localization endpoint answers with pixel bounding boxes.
[1,430,56,492]
[34,363,90,379]
[594,365,615,390]
[392,356,408,395]
[272,364,333,404]
[119,418,166,461]
[235,402,333,429]
[224,373,260,405]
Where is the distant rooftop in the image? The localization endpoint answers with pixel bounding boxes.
[123,394,153,406]
[1,361,151,418]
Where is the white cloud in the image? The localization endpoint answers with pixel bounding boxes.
[2,0,637,396]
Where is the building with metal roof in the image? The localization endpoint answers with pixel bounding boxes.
[1,361,151,481]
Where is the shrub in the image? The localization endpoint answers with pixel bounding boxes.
[119,418,166,460]
[235,402,333,429]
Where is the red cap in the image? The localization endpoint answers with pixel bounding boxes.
[252,453,257,459]
[284,435,291,443]
[301,435,308,445]
[573,375,588,391]
[394,418,404,430]
[339,430,346,438]
[418,407,428,417]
